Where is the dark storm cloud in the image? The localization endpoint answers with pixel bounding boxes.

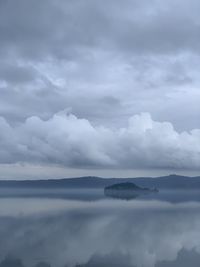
[0,0,200,174]
[0,64,36,84]
[75,252,134,267]
[156,249,200,267]
[1,0,200,58]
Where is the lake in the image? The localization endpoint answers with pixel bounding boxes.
[0,189,200,267]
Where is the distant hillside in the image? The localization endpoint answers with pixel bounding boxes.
[0,174,200,189]
[133,174,200,189]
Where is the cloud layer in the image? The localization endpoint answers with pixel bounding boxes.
[0,0,200,175]
[0,112,199,170]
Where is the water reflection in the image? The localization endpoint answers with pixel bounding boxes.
[0,190,200,267]
[1,188,200,203]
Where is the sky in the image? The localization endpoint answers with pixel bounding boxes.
[0,0,200,179]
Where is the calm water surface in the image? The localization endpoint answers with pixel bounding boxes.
[0,189,200,267]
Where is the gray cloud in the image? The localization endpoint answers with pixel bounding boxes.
[0,112,199,170]
[0,0,200,175]
[156,249,200,267]
[1,0,200,58]
[0,64,36,84]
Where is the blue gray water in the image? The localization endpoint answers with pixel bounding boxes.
[0,189,200,267]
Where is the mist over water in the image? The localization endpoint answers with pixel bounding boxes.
[0,190,200,267]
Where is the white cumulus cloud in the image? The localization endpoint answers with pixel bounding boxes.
[0,112,199,170]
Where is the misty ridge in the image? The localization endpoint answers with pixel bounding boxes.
[1,174,200,203]
[1,174,200,189]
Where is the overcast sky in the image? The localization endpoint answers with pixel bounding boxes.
[0,0,200,179]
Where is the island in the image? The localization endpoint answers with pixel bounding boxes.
[104,182,158,199]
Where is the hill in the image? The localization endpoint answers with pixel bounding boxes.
[0,174,200,189]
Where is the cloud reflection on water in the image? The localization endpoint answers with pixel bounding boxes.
[0,194,200,267]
